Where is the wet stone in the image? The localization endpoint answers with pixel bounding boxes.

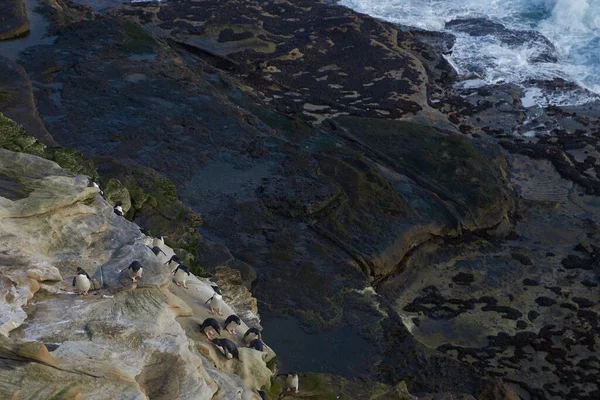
[535,296,557,307]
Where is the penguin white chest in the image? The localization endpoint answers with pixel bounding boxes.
[174,269,187,283]
[287,375,299,388]
[129,267,143,279]
[215,344,229,358]
[244,332,259,344]
[152,237,164,248]
[75,275,91,292]
[210,294,223,308]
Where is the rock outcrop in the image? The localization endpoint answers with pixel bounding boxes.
[0,0,29,41]
[0,148,274,399]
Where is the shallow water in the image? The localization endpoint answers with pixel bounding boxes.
[0,0,55,60]
[261,315,377,378]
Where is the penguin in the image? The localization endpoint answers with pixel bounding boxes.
[223,314,241,335]
[243,327,262,344]
[211,285,222,295]
[211,338,240,361]
[248,339,264,352]
[152,234,165,249]
[88,179,104,197]
[205,290,225,316]
[199,318,222,339]
[72,267,92,295]
[165,254,182,269]
[127,261,143,283]
[113,201,124,217]
[148,246,166,257]
[278,373,299,393]
[257,390,268,400]
[172,264,191,289]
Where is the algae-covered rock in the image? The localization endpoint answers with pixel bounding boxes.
[103,177,132,212]
[274,373,413,400]
[0,113,46,158]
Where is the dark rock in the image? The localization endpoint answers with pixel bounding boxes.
[559,302,578,311]
[516,320,527,329]
[511,253,533,266]
[571,297,596,309]
[452,272,475,285]
[535,296,557,307]
[445,18,557,63]
[561,255,593,270]
[581,279,598,287]
[0,0,29,40]
[522,278,539,286]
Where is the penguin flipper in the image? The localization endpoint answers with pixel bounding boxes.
[85,273,91,280]
[205,296,213,304]
[72,276,76,286]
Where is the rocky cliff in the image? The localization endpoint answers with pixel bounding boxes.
[0,146,275,399]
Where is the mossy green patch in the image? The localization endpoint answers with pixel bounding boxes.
[0,90,12,102]
[333,116,503,210]
[103,178,131,211]
[123,21,156,54]
[0,113,47,157]
[266,355,277,372]
[177,234,210,277]
[52,147,98,180]
[262,377,282,400]
[231,90,313,140]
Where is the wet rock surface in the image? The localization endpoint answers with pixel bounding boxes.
[0,0,30,41]
[1,0,599,398]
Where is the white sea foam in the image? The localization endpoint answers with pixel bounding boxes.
[339,0,600,106]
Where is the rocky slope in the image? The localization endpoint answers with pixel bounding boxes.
[0,146,275,399]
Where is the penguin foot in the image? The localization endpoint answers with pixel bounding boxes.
[287,388,290,392]
[295,389,299,393]
[228,330,235,335]
[183,284,188,289]
[217,309,223,316]
[176,282,181,286]
[132,279,137,283]
[209,309,215,314]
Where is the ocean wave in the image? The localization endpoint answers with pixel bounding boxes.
[339,0,600,105]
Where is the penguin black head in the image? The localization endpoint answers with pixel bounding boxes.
[244,327,262,339]
[139,228,151,236]
[211,285,222,295]
[257,390,268,400]
[129,261,142,271]
[115,201,123,207]
[156,234,164,240]
[76,267,88,275]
